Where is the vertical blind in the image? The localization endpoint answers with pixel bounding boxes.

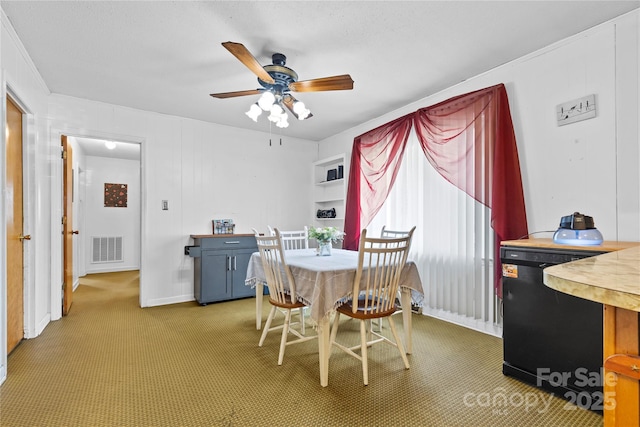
[368,131,500,335]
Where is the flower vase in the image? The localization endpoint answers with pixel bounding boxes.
[317,240,332,256]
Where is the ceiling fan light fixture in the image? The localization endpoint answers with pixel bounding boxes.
[211,42,354,129]
[293,100,311,120]
[245,103,262,122]
[258,91,275,111]
[268,103,287,123]
[275,116,289,128]
[270,103,284,115]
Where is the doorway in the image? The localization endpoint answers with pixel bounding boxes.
[63,136,142,299]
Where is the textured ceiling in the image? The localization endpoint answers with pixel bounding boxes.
[3,1,639,141]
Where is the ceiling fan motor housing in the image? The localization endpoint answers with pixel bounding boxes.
[272,53,286,66]
[258,53,298,94]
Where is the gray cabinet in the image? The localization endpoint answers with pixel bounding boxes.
[187,234,257,305]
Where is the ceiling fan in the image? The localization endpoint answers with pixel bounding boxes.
[210,42,354,128]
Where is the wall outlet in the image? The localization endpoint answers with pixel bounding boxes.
[162,200,168,210]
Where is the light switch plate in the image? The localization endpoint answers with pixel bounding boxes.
[162,200,168,210]
[556,94,596,126]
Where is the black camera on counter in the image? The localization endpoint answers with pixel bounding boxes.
[316,208,336,219]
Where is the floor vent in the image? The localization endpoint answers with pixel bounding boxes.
[91,236,123,263]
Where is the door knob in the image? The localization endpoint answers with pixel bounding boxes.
[72,230,79,235]
[19,234,31,241]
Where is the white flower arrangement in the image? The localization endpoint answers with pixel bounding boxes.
[308,226,345,243]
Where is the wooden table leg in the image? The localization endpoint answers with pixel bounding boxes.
[255,283,264,330]
[318,315,330,387]
[401,287,413,354]
[604,304,640,427]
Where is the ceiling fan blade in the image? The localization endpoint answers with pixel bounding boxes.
[289,74,354,92]
[282,94,314,120]
[222,42,275,85]
[209,89,263,99]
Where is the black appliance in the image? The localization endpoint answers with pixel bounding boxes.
[501,245,606,412]
[559,211,596,230]
[553,211,603,245]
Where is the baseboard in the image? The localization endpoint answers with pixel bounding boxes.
[83,266,139,275]
[421,307,503,338]
[143,294,195,308]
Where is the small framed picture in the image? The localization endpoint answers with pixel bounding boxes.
[104,183,128,208]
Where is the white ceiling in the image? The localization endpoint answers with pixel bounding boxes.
[2,1,639,142]
[71,136,140,161]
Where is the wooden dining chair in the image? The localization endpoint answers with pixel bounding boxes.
[268,226,309,250]
[265,226,310,332]
[329,228,414,385]
[256,229,315,365]
[267,229,309,335]
[376,226,417,327]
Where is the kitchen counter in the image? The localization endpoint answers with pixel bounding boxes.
[543,244,640,427]
[544,246,640,311]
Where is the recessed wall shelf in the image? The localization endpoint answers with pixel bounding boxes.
[313,154,346,230]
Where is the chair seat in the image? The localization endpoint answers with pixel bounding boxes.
[336,296,398,320]
[268,295,306,310]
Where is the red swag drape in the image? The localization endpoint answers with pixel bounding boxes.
[343,115,413,250]
[344,84,528,296]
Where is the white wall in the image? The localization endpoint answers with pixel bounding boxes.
[1,10,52,384]
[319,11,640,244]
[83,155,141,274]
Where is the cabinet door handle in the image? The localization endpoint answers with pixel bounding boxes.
[227,256,232,271]
[233,256,237,271]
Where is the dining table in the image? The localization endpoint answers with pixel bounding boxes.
[245,247,424,387]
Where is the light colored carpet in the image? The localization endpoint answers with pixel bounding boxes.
[0,270,602,426]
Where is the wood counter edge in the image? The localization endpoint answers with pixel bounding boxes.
[501,237,639,252]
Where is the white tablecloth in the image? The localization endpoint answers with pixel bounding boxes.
[246,248,424,323]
